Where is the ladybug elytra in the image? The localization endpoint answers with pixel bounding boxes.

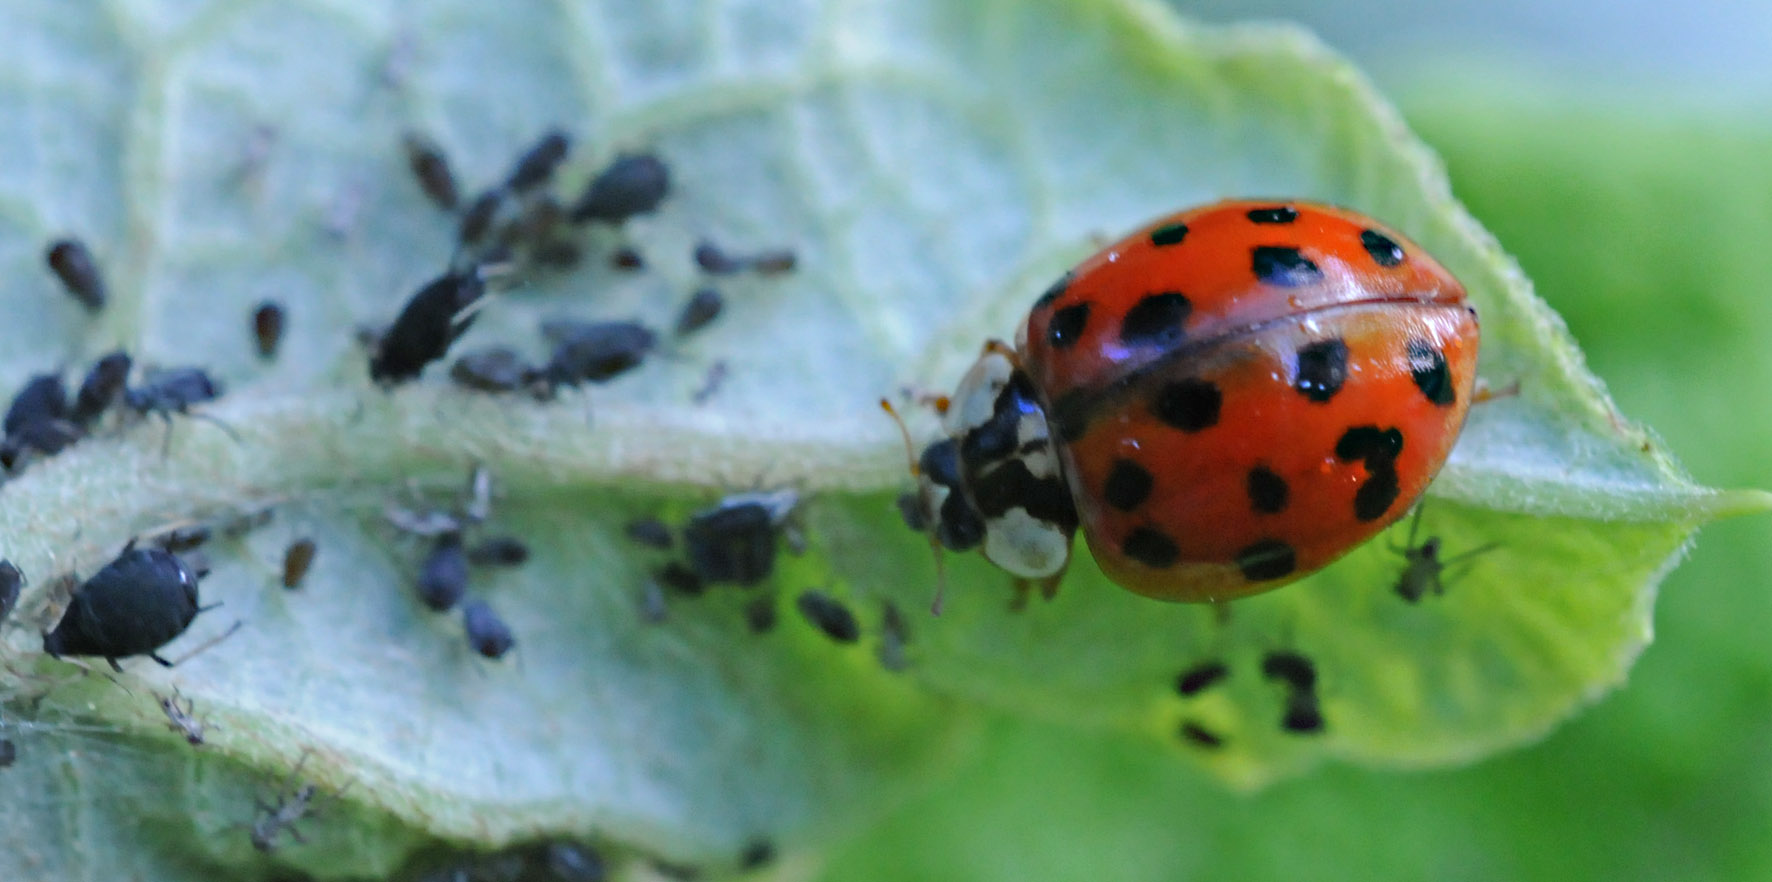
[900,200,1479,604]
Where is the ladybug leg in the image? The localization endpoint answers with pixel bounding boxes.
[1008,579,1033,612]
[1035,571,1064,601]
[107,657,127,673]
[149,652,175,668]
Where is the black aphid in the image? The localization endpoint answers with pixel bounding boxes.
[569,153,669,224]
[673,288,724,337]
[0,560,22,626]
[467,536,529,567]
[623,517,674,550]
[457,189,507,248]
[71,351,131,427]
[252,301,286,360]
[506,129,571,192]
[402,131,459,210]
[282,538,317,589]
[42,541,205,671]
[5,374,69,436]
[739,839,777,870]
[124,367,224,417]
[0,420,82,471]
[539,319,657,386]
[153,525,212,553]
[449,346,541,394]
[45,238,106,311]
[369,268,488,383]
[743,594,777,634]
[250,756,321,853]
[462,598,515,659]
[796,590,860,643]
[544,842,606,882]
[611,247,645,270]
[682,490,796,586]
[416,532,469,611]
[655,562,704,597]
[692,241,745,275]
[1175,661,1230,696]
[1260,651,1317,692]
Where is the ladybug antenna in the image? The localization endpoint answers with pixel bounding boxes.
[878,398,920,476]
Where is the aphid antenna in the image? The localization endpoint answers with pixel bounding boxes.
[166,618,245,667]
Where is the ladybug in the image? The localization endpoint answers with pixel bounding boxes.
[897,200,1478,604]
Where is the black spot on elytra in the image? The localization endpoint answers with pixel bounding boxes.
[1236,539,1296,581]
[1150,222,1188,247]
[1360,229,1405,267]
[1151,380,1220,432]
[1046,303,1091,349]
[1354,464,1401,521]
[1252,246,1322,286]
[1334,426,1405,468]
[1179,721,1224,748]
[1032,270,1074,310]
[1246,205,1298,224]
[1103,459,1154,511]
[969,460,1078,529]
[1119,292,1191,348]
[1294,339,1349,403]
[1246,466,1289,514]
[1175,661,1229,696]
[1407,339,1456,406]
[1122,527,1180,569]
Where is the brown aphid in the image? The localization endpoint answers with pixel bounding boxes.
[45,238,106,311]
[282,538,317,589]
[252,301,286,360]
[157,689,211,746]
[748,249,797,274]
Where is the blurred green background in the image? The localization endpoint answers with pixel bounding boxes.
[826,5,1772,880]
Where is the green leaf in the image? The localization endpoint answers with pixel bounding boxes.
[0,1,1762,880]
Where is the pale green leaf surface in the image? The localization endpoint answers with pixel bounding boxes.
[0,0,1761,879]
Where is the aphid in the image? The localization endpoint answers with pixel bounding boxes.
[1178,721,1224,749]
[0,419,83,470]
[896,200,1478,606]
[1388,505,1498,603]
[539,319,657,386]
[42,541,205,671]
[739,839,776,871]
[462,598,515,659]
[506,129,570,193]
[4,374,70,436]
[250,757,322,852]
[449,346,541,394]
[691,360,729,405]
[71,350,131,426]
[1280,697,1325,734]
[1260,651,1317,693]
[569,153,669,224]
[748,249,797,274]
[1174,661,1230,697]
[895,492,929,532]
[282,538,317,589]
[795,590,860,644]
[416,532,469,612]
[543,842,606,882]
[157,689,209,746]
[369,267,488,383]
[655,562,704,597]
[682,490,798,586]
[673,288,724,337]
[45,238,107,311]
[124,367,224,417]
[742,595,777,634]
[252,301,286,360]
[0,738,15,768]
[466,536,529,567]
[877,600,910,671]
[152,525,212,553]
[0,560,23,626]
[457,189,507,248]
[623,517,674,550]
[402,131,459,210]
[692,241,745,275]
[611,247,645,270]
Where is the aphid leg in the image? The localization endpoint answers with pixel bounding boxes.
[1388,503,1428,554]
[1035,571,1064,602]
[1008,579,1032,613]
[1473,378,1521,405]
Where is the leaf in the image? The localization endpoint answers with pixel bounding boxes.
[0,1,1763,881]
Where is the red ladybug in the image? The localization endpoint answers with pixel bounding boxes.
[899,200,1478,604]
